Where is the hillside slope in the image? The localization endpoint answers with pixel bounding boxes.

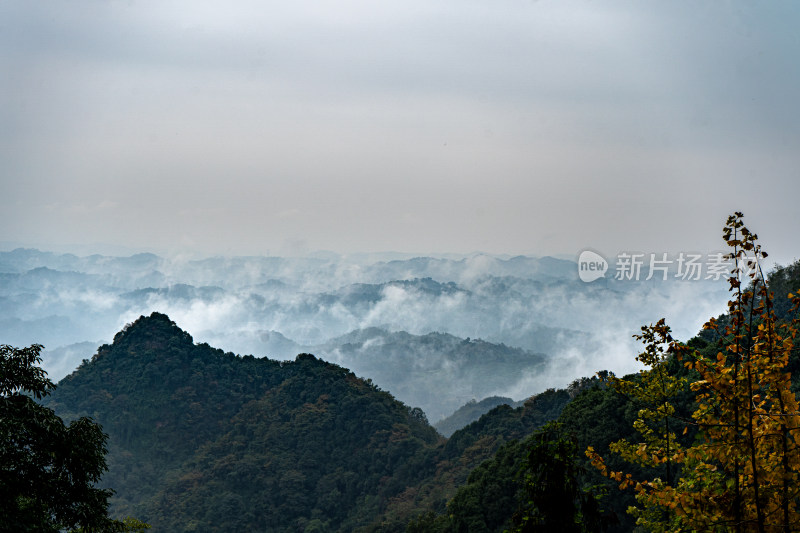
[45,313,442,532]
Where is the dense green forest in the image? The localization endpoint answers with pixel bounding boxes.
[36,310,572,531]
[6,214,800,531]
[43,312,436,531]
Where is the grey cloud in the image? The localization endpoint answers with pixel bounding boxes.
[2,1,800,262]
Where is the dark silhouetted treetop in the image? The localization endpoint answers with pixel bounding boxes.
[1,343,148,532]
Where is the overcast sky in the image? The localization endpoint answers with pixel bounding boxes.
[2,1,799,264]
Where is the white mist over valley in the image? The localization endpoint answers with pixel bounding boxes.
[0,248,732,422]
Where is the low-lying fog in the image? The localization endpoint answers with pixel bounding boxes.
[0,248,732,421]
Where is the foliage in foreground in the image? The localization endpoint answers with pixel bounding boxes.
[0,344,148,532]
[407,420,616,532]
[410,212,800,533]
[588,212,800,532]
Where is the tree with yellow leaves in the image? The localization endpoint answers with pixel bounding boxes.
[586,319,689,532]
[588,212,800,533]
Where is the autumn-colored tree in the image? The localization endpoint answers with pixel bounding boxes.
[588,212,800,532]
[586,320,688,532]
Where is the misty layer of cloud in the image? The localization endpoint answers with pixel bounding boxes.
[0,248,738,421]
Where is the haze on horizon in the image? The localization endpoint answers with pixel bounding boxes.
[2,1,800,265]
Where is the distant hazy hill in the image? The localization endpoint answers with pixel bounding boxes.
[0,248,582,375]
[312,329,545,422]
[433,396,524,437]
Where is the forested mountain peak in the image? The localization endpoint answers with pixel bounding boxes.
[110,311,194,351]
[44,313,450,531]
